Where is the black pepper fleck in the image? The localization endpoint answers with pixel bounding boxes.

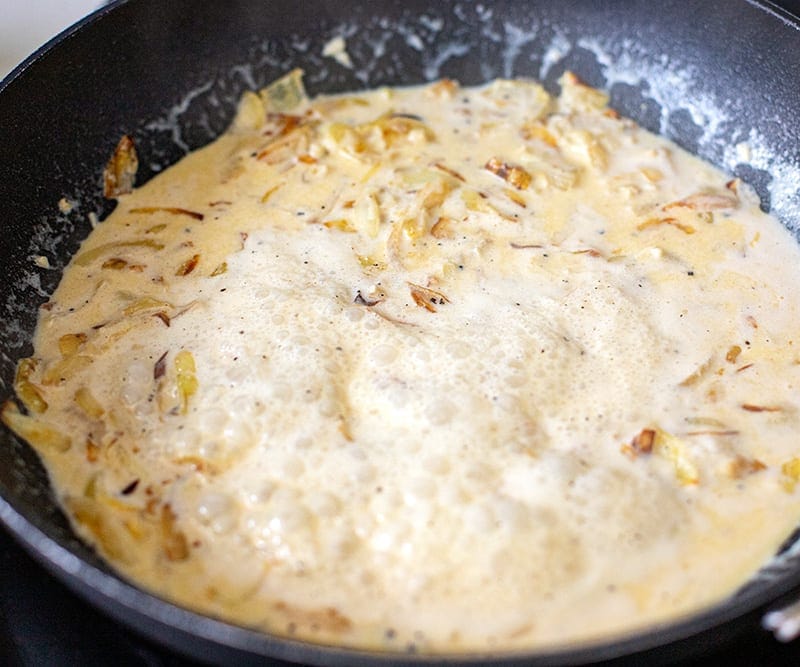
[120,479,140,495]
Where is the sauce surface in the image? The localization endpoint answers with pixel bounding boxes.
[6,72,800,652]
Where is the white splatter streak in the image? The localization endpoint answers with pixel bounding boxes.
[422,41,471,81]
[145,80,215,153]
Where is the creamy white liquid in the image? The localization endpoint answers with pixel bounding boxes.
[7,73,800,653]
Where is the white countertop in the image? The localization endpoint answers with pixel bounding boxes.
[0,0,101,80]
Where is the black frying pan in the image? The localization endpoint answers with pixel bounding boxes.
[3,1,800,664]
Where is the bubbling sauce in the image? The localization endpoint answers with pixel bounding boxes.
[6,71,800,652]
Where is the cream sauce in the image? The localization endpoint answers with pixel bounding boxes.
[7,73,800,653]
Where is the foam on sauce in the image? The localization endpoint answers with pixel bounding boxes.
[6,73,800,652]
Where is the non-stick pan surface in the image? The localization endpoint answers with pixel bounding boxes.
[3,1,800,664]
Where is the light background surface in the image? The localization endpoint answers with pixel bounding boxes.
[0,0,101,80]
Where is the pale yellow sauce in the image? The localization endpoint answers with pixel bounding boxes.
[7,73,800,653]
